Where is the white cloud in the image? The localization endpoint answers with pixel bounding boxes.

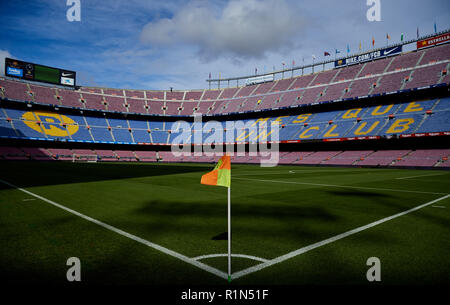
[0,50,12,76]
[140,0,306,61]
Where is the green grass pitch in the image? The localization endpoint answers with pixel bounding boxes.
[0,161,449,285]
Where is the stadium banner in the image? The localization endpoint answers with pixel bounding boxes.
[417,33,450,49]
[6,66,23,77]
[400,132,448,138]
[334,46,402,67]
[4,58,76,87]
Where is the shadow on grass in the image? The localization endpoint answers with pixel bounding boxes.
[0,162,212,189]
[212,232,228,240]
[325,189,392,198]
[131,199,339,242]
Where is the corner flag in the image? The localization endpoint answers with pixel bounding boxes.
[201,155,231,187]
[201,155,232,282]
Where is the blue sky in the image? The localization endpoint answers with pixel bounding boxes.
[1,0,449,90]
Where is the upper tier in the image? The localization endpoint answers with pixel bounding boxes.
[1,43,449,117]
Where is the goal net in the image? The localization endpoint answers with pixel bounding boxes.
[72,154,98,163]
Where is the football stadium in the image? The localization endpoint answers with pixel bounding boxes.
[0,0,449,301]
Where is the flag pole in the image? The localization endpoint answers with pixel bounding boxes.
[227,186,231,282]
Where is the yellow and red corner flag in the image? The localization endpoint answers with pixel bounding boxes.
[201,155,231,188]
[201,155,232,282]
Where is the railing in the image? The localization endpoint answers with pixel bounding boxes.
[206,29,450,89]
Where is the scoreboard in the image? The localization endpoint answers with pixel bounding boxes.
[4,58,76,87]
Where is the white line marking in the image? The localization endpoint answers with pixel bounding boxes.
[193,254,269,263]
[432,205,446,209]
[232,194,450,280]
[233,168,356,177]
[0,179,227,280]
[22,198,36,201]
[395,173,446,180]
[233,177,447,195]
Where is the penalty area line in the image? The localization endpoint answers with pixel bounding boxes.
[232,193,450,280]
[0,179,228,281]
[395,173,446,180]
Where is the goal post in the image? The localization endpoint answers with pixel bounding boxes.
[72,154,98,163]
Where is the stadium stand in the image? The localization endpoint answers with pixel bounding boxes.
[1,43,449,117]
[1,146,449,167]
[1,34,449,168]
[1,98,449,144]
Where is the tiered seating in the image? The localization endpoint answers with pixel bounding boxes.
[2,98,449,143]
[343,76,378,98]
[321,151,373,165]
[1,42,449,116]
[134,150,157,162]
[255,93,282,110]
[0,147,28,160]
[387,51,422,72]
[359,56,391,76]
[270,78,294,92]
[166,91,184,101]
[47,148,73,160]
[85,117,113,142]
[404,63,448,90]
[311,69,338,86]
[273,90,298,108]
[105,96,126,112]
[371,71,411,94]
[21,147,53,160]
[201,90,221,100]
[319,82,348,102]
[219,88,238,99]
[95,149,117,161]
[30,84,59,105]
[439,67,450,85]
[179,154,215,163]
[196,101,215,114]
[158,151,180,162]
[356,150,411,166]
[225,98,245,113]
[299,87,324,105]
[103,89,123,96]
[82,93,106,111]
[393,149,450,167]
[72,149,95,156]
[151,131,168,144]
[420,43,450,64]
[57,89,83,108]
[147,100,164,115]
[294,151,341,164]
[115,150,137,161]
[146,91,164,100]
[278,151,312,164]
[164,101,183,116]
[126,98,146,114]
[184,91,202,101]
[236,85,256,97]
[335,64,363,81]
[289,74,315,89]
[253,81,274,94]
[2,147,449,167]
[210,100,227,114]
[125,90,145,99]
[0,79,32,102]
[179,101,198,116]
